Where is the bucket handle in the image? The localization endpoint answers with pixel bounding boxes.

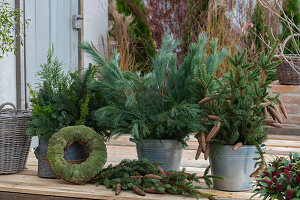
[129,136,190,143]
[34,147,47,161]
[0,102,17,120]
[279,33,300,73]
[129,138,138,144]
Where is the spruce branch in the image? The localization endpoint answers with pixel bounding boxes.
[92,159,218,199]
[195,43,282,164]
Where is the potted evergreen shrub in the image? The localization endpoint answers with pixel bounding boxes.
[81,33,227,171]
[26,48,106,178]
[194,44,288,191]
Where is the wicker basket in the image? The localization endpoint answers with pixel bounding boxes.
[0,102,32,174]
[275,34,300,85]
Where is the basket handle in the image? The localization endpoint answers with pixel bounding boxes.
[279,33,300,73]
[0,102,17,120]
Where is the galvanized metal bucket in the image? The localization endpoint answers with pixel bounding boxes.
[209,145,265,191]
[130,138,188,171]
[35,137,89,178]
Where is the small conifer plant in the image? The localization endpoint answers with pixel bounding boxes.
[26,48,106,139]
[194,43,287,175]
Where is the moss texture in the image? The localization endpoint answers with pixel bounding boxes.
[47,125,107,184]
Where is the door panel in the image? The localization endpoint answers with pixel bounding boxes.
[25,0,79,91]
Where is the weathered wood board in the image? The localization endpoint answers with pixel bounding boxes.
[0,134,299,199]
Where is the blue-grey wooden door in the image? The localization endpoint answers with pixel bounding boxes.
[24,0,79,91]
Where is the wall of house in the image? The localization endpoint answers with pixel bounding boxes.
[83,0,108,68]
[0,0,16,106]
[0,53,16,106]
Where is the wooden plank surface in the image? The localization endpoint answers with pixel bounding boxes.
[0,191,88,200]
[0,134,299,200]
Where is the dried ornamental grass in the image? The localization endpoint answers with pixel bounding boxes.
[107,1,139,72]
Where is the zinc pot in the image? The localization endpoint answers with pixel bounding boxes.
[209,145,265,191]
[34,137,89,178]
[130,138,187,171]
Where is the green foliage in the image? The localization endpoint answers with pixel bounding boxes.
[195,43,281,147]
[92,159,219,199]
[189,0,209,12]
[75,90,91,126]
[81,33,226,145]
[252,153,300,200]
[35,45,70,87]
[280,0,300,54]
[0,1,27,58]
[47,125,107,184]
[191,38,228,102]
[182,0,210,51]
[115,0,156,71]
[26,47,105,140]
[251,3,276,52]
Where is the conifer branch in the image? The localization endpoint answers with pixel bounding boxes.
[92,159,217,199]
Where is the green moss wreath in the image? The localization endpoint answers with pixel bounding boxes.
[47,125,107,184]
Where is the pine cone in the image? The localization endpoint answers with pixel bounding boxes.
[232,142,243,150]
[267,106,282,123]
[201,132,206,153]
[207,115,219,120]
[198,97,213,104]
[132,185,146,196]
[206,122,221,141]
[264,119,276,123]
[144,174,163,180]
[144,188,166,194]
[130,175,143,179]
[195,135,202,160]
[268,123,283,128]
[157,166,167,177]
[204,143,210,160]
[250,164,265,177]
[278,99,288,119]
[263,107,269,117]
[115,183,121,195]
